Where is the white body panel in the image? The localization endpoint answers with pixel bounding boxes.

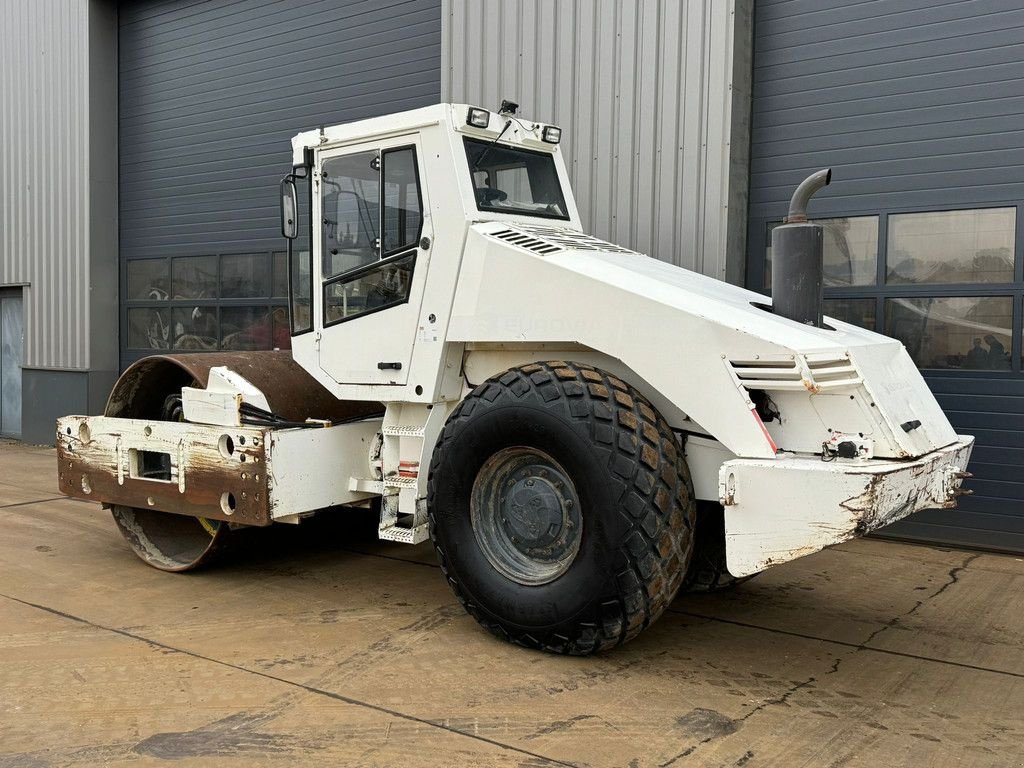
[685,436,737,502]
[267,421,380,519]
[720,439,973,577]
[449,222,959,460]
[181,366,272,428]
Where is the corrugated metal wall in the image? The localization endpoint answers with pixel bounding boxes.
[0,0,91,369]
[119,0,441,259]
[748,0,1024,553]
[748,0,1024,223]
[442,0,752,282]
[118,0,442,368]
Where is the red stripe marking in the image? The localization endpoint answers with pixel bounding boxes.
[751,407,779,454]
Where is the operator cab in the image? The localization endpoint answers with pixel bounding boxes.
[280,103,580,396]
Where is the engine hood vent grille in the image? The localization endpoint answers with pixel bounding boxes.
[728,354,861,393]
[488,229,562,254]
[488,224,638,255]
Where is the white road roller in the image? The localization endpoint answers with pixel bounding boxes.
[57,102,973,655]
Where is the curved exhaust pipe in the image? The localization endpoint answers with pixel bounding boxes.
[786,167,831,223]
[772,168,833,327]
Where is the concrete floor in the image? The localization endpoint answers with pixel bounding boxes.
[1,440,1023,768]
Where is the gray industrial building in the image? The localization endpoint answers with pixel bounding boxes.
[1,0,1021,552]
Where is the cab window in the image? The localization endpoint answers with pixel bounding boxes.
[322,151,379,280]
[321,145,423,326]
[464,137,568,220]
[382,147,423,254]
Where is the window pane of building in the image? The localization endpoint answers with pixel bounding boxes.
[271,306,291,349]
[221,253,269,298]
[222,306,275,350]
[127,308,171,349]
[823,298,876,330]
[820,217,878,286]
[171,307,217,350]
[171,255,218,299]
[764,216,878,289]
[127,259,169,301]
[884,296,1012,370]
[886,208,1015,284]
[272,251,288,298]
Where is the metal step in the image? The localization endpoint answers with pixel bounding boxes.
[382,425,426,437]
[379,522,429,544]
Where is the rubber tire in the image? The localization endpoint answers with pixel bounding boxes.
[428,361,696,655]
[681,501,754,592]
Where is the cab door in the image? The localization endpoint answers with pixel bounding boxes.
[315,137,429,386]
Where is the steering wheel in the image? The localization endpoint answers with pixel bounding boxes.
[476,187,508,204]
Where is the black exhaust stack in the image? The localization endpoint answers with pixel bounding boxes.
[771,168,832,327]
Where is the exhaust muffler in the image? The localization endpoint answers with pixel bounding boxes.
[771,168,832,327]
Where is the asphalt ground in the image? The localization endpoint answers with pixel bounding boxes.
[1,440,1022,767]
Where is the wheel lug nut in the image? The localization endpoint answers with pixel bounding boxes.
[525,479,534,487]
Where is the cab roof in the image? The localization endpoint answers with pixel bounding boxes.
[291,103,561,166]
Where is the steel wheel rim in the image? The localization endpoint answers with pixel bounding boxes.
[470,447,582,586]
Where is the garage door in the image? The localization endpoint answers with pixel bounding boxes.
[118,0,441,368]
[748,0,1024,552]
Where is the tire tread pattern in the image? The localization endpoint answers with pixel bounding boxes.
[428,361,696,655]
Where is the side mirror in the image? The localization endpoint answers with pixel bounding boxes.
[280,177,298,239]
